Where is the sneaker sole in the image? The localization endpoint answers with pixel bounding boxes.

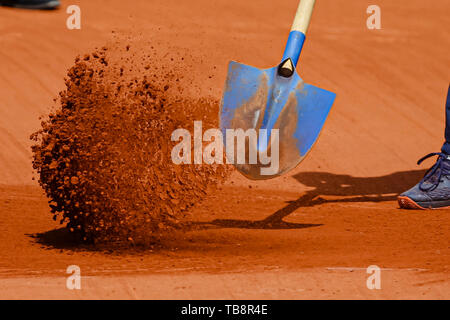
[398,196,450,210]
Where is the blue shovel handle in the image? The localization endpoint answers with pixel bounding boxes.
[281,0,316,67]
[281,31,306,67]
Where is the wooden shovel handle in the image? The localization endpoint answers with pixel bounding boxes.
[291,0,316,34]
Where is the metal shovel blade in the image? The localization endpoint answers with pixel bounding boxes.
[220,61,336,180]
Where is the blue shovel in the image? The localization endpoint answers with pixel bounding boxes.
[220,0,336,180]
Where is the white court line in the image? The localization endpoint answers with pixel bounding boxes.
[326,267,428,272]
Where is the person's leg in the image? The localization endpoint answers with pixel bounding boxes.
[399,84,450,209]
[441,85,450,154]
[0,0,60,9]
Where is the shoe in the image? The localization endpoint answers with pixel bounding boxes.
[398,152,450,209]
[0,0,60,9]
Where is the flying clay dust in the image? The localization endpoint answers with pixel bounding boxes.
[30,40,231,246]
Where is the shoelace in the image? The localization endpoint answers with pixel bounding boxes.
[417,152,450,191]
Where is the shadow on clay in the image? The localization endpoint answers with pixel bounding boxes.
[195,169,427,230]
[29,169,427,250]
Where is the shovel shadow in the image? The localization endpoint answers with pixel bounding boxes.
[199,169,426,230]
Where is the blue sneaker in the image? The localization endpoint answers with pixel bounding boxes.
[398,152,450,209]
[0,0,60,9]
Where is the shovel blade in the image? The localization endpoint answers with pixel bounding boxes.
[220,61,336,180]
